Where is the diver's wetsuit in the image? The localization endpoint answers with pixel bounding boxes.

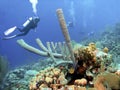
[3,17,40,40]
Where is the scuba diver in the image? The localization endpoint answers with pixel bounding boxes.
[67,21,74,28]
[3,16,40,40]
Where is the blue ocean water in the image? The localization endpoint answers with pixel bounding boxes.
[0,0,120,69]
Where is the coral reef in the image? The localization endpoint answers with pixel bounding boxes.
[80,22,120,67]
[100,23,120,63]
[0,55,8,88]
[2,58,54,90]
[2,41,120,90]
[2,9,120,90]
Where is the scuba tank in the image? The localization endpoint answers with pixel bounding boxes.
[23,17,32,27]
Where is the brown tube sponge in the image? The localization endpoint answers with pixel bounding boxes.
[56,9,76,67]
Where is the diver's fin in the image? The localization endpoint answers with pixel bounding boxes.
[2,35,17,40]
[4,26,17,36]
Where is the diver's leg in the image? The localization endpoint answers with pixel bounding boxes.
[17,28,23,32]
[2,31,29,40]
[2,35,17,40]
[16,31,29,37]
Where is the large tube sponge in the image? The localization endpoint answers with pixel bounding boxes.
[17,39,63,58]
[17,39,48,56]
[56,9,76,67]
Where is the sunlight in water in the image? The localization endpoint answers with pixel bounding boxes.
[29,0,38,15]
[69,1,76,26]
[82,0,95,10]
